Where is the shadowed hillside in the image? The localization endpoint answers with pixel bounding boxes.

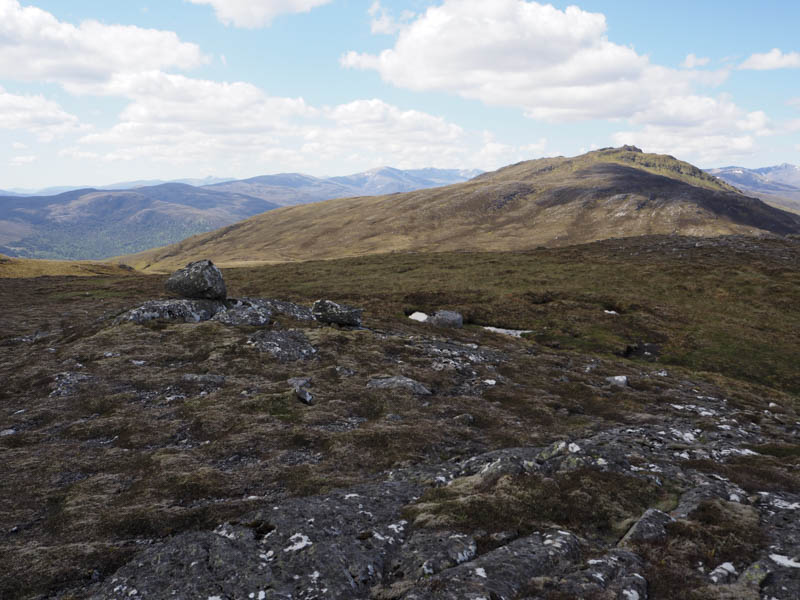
[122,147,800,272]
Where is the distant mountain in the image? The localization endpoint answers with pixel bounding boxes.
[2,177,233,196]
[708,165,800,214]
[755,163,800,187]
[0,184,280,260]
[123,147,800,272]
[205,167,483,206]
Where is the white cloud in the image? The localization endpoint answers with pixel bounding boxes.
[71,71,533,173]
[0,86,83,141]
[612,95,772,165]
[187,0,331,28]
[739,49,800,70]
[788,97,800,109]
[343,0,701,122]
[682,53,710,68]
[0,0,207,91]
[12,142,27,149]
[787,119,800,132]
[368,1,415,35]
[10,155,37,166]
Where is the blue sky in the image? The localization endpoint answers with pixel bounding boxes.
[1,0,799,189]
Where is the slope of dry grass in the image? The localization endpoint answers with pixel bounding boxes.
[118,147,800,272]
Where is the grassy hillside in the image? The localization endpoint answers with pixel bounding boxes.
[0,254,139,278]
[2,234,798,599]
[122,147,800,272]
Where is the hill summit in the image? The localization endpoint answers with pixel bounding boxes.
[123,147,800,272]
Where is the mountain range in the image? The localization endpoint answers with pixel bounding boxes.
[122,146,800,272]
[708,164,800,214]
[0,167,481,260]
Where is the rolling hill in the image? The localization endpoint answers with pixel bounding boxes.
[0,184,280,260]
[122,146,800,272]
[1,167,481,260]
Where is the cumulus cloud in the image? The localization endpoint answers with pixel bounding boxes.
[612,95,772,165]
[739,49,800,70]
[682,53,710,68]
[0,86,83,141]
[187,0,331,28]
[73,74,534,172]
[342,0,702,122]
[0,0,207,91]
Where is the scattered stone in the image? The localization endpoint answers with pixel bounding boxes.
[606,375,629,387]
[114,299,224,325]
[709,562,738,584]
[428,310,463,328]
[247,330,316,362]
[1,429,16,437]
[294,388,314,405]
[181,374,226,387]
[409,312,429,322]
[164,259,226,300]
[619,508,674,545]
[311,299,363,326]
[287,377,312,389]
[453,413,475,426]
[483,326,533,337]
[50,372,95,397]
[367,375,432,395]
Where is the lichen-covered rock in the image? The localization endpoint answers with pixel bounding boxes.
[312,299,363,326]
[428,310,463,328]
[619,508,674,545]
[89,481,421,600]
[212,299,271,326]
[256,298,314,321]
[114,299,224,324]
[164,259,226,300]
[247,330,317,362]
[367,375,432,395]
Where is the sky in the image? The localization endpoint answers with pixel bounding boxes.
[1,0,799,189]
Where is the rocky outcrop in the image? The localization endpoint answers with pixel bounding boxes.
[165,259,227,300]
[247,330,317,361]
[212,298,272,326]
[114,299,225,324]
[312,299,363,326]
[367,375,432,395]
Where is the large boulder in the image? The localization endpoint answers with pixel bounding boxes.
[165,260,227,300]
[428,310,463,328]
[312,299,363,326]
[211,299,271,326]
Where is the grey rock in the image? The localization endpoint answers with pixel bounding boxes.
[401,530,581,599]
[1,429,16,437]
[248,330,317,362]
[428,310,463,328]
[164,259,226,300]
[181,374,225,387]
[287,377,312,389]
[388,531,477,581]
[50,371,95,397]
[312,299,363,326]
[114,299,224,325]
[709,561,738,584]
[211,299,272,326]
[620,508,674,545]
[367,376,432,396]
[91,481,421,599]
[294,388,314,405]
[606,375,629,387]
[453,413,475,426]
[256,299,314,321]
